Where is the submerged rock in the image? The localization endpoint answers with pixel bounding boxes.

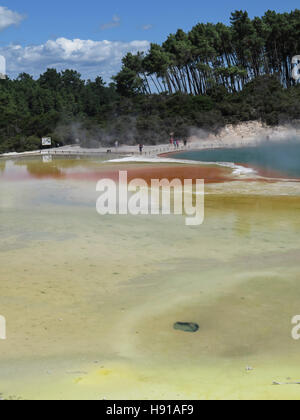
[174,322,199,333]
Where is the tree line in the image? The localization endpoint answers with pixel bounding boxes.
[0,69,119,152]
[114,9,300,96]
[1,9,300,153]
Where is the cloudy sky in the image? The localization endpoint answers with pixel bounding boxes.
[0,0,299,81]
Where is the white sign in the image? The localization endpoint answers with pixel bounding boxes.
[42,137,52,146]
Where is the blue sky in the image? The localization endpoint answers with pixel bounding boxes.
[0,0,299,81]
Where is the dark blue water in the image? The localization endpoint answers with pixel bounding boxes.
[175,141,300,178]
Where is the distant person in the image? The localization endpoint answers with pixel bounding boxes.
[139,144,144,154]
[184,139,188,147]
[170,137,174,146]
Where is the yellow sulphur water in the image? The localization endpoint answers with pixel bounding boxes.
[0,157,300,400]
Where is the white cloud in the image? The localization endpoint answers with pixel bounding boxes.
[100,15,121,31]
[0,6,25,31]
[0,37,150,81]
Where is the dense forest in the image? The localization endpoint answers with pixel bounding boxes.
[1,9,300,153]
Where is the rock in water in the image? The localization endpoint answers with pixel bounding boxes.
[174,322,199,333]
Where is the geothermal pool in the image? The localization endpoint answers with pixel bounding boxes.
[175,141,300,178]
[0,155,300,400]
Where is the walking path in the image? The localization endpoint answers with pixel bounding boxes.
[0,143,191,159]
[0,138,265,160]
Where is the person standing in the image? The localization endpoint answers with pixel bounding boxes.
[139,144,144,154]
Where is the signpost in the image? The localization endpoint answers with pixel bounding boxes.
[42,137,52,147]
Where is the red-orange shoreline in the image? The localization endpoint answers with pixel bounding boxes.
[1,154,300,183]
